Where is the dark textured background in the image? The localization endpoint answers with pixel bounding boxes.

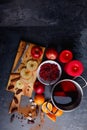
[0,0,87,26]
[0,0,87,130]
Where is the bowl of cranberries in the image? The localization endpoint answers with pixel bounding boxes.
[37,60,62,85]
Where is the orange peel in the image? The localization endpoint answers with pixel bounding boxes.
[42,101,53,113]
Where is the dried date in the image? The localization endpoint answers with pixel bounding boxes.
[11,77,20,82]
[8,85,14,90]
[13,96,18,104]
[11,107,18,113]
[16,89,22,95]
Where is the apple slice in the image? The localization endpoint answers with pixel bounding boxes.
[26,59,38,71]
[15,80,24,89]
[20,68,32,79]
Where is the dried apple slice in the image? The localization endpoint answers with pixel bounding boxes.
[20,68,32,79]
[26,59,38,71]
[15,80,24,89]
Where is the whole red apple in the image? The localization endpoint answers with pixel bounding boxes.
[34,81,45,94]
[64,60,84,76]
[31,46,43,59]
[45,48,58,60]
[59,50,73,63]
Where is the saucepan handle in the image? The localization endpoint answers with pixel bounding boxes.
[73,76,87,88]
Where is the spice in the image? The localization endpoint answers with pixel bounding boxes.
[10,114,15,122]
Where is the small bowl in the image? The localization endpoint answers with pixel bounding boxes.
[37,60,62,85]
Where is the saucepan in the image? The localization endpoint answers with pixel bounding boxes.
[47,76,87,112]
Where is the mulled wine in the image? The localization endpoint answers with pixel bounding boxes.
[52,80,82,111]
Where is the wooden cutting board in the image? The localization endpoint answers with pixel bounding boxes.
[6,41,45,113]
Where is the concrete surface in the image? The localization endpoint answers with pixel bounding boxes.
[0,0,87,26]
[0,27,87,130]
[0,0,87,130]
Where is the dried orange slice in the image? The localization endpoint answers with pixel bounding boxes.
[42,101,53,113]
[34,94,45,105]
[52,106,64,117]
[46,113,56,122]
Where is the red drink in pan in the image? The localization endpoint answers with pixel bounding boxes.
[51,78,86,112]
[53,81,78,107]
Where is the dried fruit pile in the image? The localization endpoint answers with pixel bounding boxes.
[39,63,59,82]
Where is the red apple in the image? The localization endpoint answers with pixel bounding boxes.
[34,81,45,94]
[31,46,43,59]
[59,50,73,63]
[45,48,58,60]
[64,60,84,76]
